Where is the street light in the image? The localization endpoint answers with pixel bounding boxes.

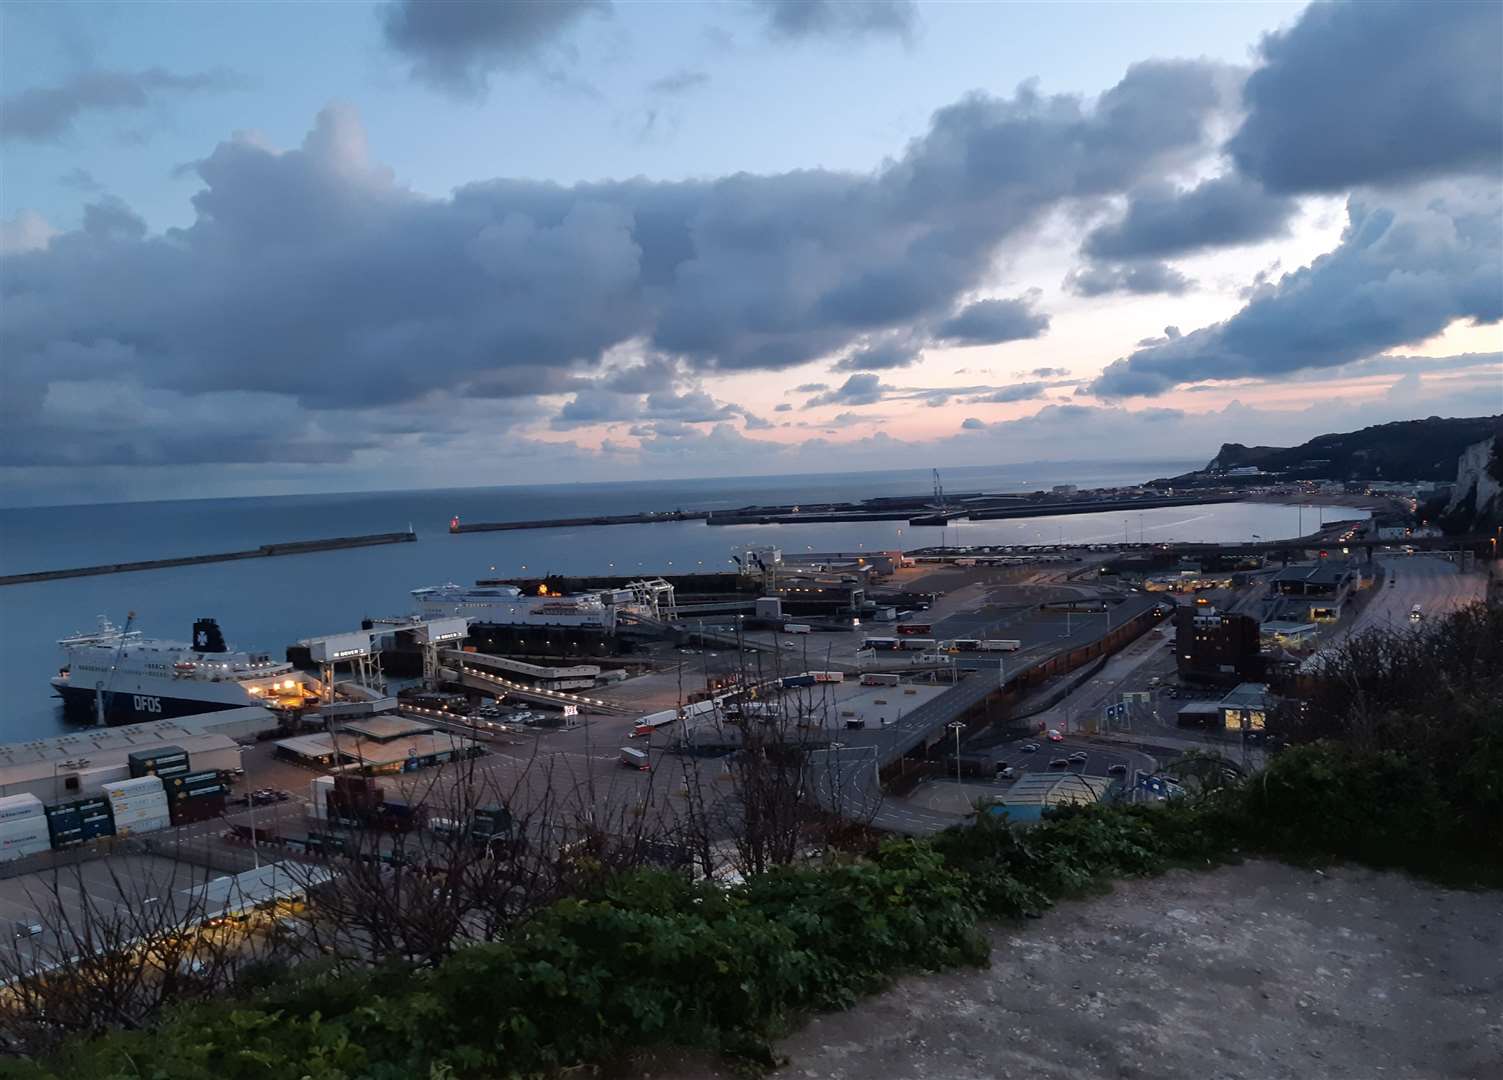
[947,720,965,790]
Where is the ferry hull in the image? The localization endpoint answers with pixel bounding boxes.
[51,681,245,725]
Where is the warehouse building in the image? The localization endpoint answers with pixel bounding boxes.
[275,716,480,776]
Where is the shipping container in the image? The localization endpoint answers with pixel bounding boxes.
[896,623,933,636]
[898,638,936,651]
[783,623,812,634]
[170,794,226,826]
[0,793,44,825]
[114,815,171,837]
[810,671,844,684]
[127,746,189,778]
[781,675,817,688]
[980,639,1022,652]
[862,637,901,651]
[168,770,221,790]
[618,746,650,771]
[860,673,901,687]
[103,776,166,800]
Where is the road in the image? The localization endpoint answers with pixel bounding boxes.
[1340,554,1484,639]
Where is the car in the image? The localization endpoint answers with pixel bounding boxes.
[1048,758,1069,768]
[1107,763,1128,776]
[1068,752,1088,763]
[1046,730,1064,742]
[1020,743,1039,753]
[782,641,797,649]
[999,766,1017,779]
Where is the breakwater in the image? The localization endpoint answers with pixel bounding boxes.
[0,531,416,586]
[450,511,710,533]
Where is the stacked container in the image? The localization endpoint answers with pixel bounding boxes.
[127,746,190,781]
[103,775,171,836]
[329,776,379,822]
[0,793,50,863]
[45,795,115,848]
[167,770,227,826]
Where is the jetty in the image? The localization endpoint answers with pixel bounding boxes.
[0,531,416,586]
[450,511,709,533]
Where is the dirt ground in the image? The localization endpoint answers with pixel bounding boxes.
[648,860,1502,1080]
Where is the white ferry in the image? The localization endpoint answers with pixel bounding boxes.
[51,616,315,725]
[411,583,615,631]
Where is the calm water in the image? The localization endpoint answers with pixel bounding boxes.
[0,462,1365,739]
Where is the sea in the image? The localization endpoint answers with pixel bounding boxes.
[0,462,1368,741]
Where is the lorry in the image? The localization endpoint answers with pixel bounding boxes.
[784,623,812,634]
[980,639,1022,652]
[619,746,650,771]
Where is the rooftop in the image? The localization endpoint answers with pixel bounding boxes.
[1271,563,1353,586]
[1221,682,1273,709]
[996,772,1114,808]
[338,715,435,742]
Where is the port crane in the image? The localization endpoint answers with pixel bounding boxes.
[932,469,949,512]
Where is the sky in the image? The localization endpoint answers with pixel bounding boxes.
[1,0,1500,507]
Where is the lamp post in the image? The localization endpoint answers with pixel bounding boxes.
[948,720,966,798]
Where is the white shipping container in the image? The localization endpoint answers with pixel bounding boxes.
[0,829,49,850]
[109,799,168,817]
[0,817,49,841]
[0,793,44,824]
[0,840,52,864]
[102,776,165,800]
[114,816,171,837]
[112,806,171,823]
[108,792,169,807]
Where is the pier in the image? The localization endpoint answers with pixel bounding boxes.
[0,530,416,586]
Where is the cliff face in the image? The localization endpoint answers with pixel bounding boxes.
[1446,435,1502,524]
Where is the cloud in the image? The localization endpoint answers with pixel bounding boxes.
[0,67,245,142]
[3,58,1236,469]
[774,402,793,412]
[1091,184,1503,397]
[0,209,57,254]
[1135,326,1181,348]
[969,381,1046,404]
[960,417,986,430]
[1228,0,1503,193]
[381,0,610,98]
[647,69,710,96]
[833,335,921,371]
[1065,260,1193,297]
[1029,366,1069,378]
[1082,174,1294,260]
[933,296,1049,346]
[805,373,892,407]
[57,167,103,193]
[749,0,917,42]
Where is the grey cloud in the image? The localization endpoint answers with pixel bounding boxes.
[58,167,103,192]
[602,358,679,393]
[1091,187,1503,397]
[647,69,710,95]
[1228,0,1502,193]
[1066,261,1193,297]
[933,296,1049,346]
[5,59,1234,466]
[551,388,643,428]
[794,382,829,393]
[774,402,793,412]
[466,365,588,398]
[382,0,610,98]
[805,373,891,407]
[1134,326,1181,347]
[1083,175,1294,260]
[0,67,245,142]
[961,417,986,430]
[0,210,57,254]
[969,381,1045,404]
[749,1,916,42]
[1029,366,1069,378]
[833,336,921,371]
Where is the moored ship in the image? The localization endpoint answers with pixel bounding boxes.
[52,616,316,725]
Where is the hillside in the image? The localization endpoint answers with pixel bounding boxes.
[1166,415,1503,484]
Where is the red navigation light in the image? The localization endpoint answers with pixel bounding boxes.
[449,516,460,532]
[1319,550,1328,559]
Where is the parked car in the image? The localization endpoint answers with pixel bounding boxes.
[1068,752,1088,763]
[1107,763,1128,776]
[1048,758,1069,769]
[1020,743,1039,753]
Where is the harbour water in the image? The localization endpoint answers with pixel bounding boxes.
[0,462,1366,739]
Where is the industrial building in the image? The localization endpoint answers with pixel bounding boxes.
[1174,605,1265,685]
[0,709,267,802]
[274,715,480,775]
[1175,684,1274,734]
[985,773,1115,824]
[1271,563,1358,622]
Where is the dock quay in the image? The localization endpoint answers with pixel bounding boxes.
[0,530,416,586]
[450,510,709,533]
